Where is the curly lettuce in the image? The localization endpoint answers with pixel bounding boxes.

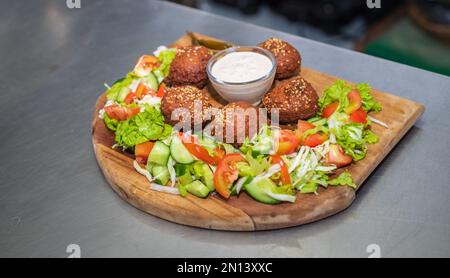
[329,171,356,189]
[114,104,172,149]
[104,113,119,132]
[319,80,382,114]
[356,83,382,113]
[153,48,177,81]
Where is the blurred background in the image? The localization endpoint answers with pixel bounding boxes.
[167,0,450,76]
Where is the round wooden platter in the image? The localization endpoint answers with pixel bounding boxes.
[92,93,355,231]
[91,33,424,231]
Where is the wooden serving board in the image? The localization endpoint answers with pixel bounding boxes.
[91,33,425,231]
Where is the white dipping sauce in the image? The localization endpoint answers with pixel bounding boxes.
[211,52,273,83]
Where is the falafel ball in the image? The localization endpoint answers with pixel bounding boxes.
[161,85,212,128]
[259,38,301,79]
[209,101,268,146]
[262,77,319,124]
[164,46,212,88]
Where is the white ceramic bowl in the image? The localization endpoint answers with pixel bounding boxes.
[207,46,276,105]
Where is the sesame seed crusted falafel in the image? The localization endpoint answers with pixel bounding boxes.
[259,38,301,80]
[209,101,269,147]
[262,77,319,124]
[160,85,212,128]
[164,46,212,89]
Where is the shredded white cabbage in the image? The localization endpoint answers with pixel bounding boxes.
[254,164,281,182]
[263,190,296,203]
[153,45,169,57]
[150,184,180,195]
[134,160,180,195]
[235,177,248,194]
[133,160,154,183]
[368,116,389,128]
[167,157,176,187]
[129,79,141,92]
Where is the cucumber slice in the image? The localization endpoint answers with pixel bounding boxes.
[178,184,188,197]
[151,165,170,186]
[143,72,159,91]
[244,178,280,205]
[170,136,195,164]
[175,163,190,177]
[148,141,170,166]
[178,172,193,186]
[192,161,215,192]
[185,180,210,198]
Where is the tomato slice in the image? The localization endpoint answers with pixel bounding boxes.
[133,55,160,77]
[104,105,140,121]
[214,153,246,199]
[179,133,217,165]
[157,84,166,98]
[212,147,225,164]
[297,120,315,133]
[303,132,328,147]
[124,92,136,105]
[322,101,339,118]
[345,90,362,114]
[276,130,300,155]
[135,141,155,163]
[349,107,367,124]
[135,82,150,99]
[135,141,154,158]
[270,155,291,185]
[295,120,315,141]
[325,144,353,168]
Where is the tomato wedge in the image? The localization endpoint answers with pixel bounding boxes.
[214,153,246,199]
[325,144,353,168]
[124,92,136,104]
[157,84,166,98]
[179,133,217,165]
[135,141,155,163]
[345,90,362,114]
[303,132,328,147]
[104,105,140,121]
[349,107,367,124]
[276,130,300,155]
[133,55,160,77]
[135,82,150,99]
[212,147,225,164]
[295,120,315,141]
[270,155,291,185]
[322,101,339,118]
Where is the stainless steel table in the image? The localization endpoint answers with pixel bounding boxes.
[1,0,449,258]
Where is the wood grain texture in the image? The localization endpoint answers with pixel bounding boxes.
[91,33,425,231]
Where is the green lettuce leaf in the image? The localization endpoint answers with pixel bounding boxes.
[296,170,329,194]
[356,84,382,113]
[318,80,352,112]
[329,172,356,189]
[104,113,119,131]
[235,152,270,177]
[154,48,177,80]
[318,80,382,114]
[114,104,172,149]
[333,122,367,161]
[363,129,379,144]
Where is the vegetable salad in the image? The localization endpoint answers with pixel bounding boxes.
[99,46,384,205]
